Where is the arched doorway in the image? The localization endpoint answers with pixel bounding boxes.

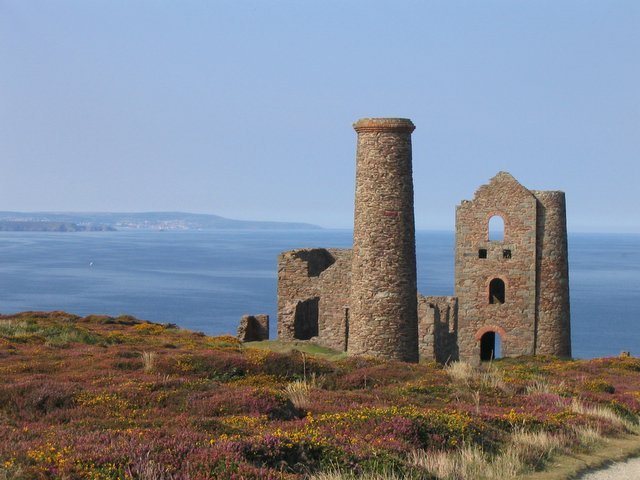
[480,331,502,361]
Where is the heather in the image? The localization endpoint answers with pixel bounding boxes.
[1,313,639,479]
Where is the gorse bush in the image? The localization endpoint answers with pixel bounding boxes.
[584,379,616,394]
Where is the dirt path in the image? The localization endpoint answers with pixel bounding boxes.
[576,456,640,480]
[520,434,640,480]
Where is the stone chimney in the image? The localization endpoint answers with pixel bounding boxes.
[347,118,419,362]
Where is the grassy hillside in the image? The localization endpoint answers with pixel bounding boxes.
[1,312,639,479]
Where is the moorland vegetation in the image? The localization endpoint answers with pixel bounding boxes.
[1,312,639,479]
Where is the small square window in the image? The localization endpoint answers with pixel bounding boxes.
[503,249,512,259]
[478,249,487,259]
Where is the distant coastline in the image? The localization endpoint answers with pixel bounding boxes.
[0,211,322,232]
[0,221,115,232]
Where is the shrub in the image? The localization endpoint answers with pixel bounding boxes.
[569,398,632,430]
[113,314,142,325]
[309,459,425,479]
[126,450,189,480]
[479,365,507,392]
[607,400,639,426]
[572,425,602,451]
[508,428,562,470]
[133,322,167,335]
[411,434,555,480]
[0,464,25,480]
[117,350,141,359]
[207,336,243,350]
[82,314,115,324]
[112,360,143,371]
[333,363,420,390]
[189,386,297,420]
[1,380,78,419]
[0,320,106,347]
[285,379,313,411]
[584,379,615,394]
[525,378,553,395]
[613,356,640,372]
[444,361,474,385]
[253,351,306,379]
[157,352,250,381]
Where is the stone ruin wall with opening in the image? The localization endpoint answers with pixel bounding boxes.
[417,295,458,363]
[277,248,351,351]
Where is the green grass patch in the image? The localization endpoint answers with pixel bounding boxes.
[0,319,108,346]
[247,339,347,361]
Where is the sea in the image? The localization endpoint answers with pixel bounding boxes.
[0,229,638,359]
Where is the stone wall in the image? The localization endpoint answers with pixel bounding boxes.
[532,190,571,357]
[348,118,419,362]
[237,314,269,342]
[455,172,538,363]
[277,248,351,351]
[418,295,458,363]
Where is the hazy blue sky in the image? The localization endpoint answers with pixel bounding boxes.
[1,1,638,231]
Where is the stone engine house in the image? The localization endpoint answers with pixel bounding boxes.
[277,118,571,363]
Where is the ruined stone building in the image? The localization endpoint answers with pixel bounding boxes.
[277,118,571,363]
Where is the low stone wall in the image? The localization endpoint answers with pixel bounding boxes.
[237,314,269,342]
[418,295,458,363]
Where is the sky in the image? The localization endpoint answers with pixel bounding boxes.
[0,1,638,232]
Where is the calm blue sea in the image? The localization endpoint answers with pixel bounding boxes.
[0,230,637,359]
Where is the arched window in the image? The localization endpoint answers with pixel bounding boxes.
[489,278,505,304]
[488,215,505,241]
[480,331,502,361]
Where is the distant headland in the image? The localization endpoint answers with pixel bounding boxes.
[0,211,322,232]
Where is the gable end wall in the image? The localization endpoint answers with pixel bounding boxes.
[455,172,538,362]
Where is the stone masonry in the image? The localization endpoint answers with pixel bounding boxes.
[237,314,269,342]
[532,191,571,357]
[277,248,351,351]
[348,118,419,362]
[276,119,571,363]
[454,173,571,363]
[418,296,458,363]
[456,173,537,361]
